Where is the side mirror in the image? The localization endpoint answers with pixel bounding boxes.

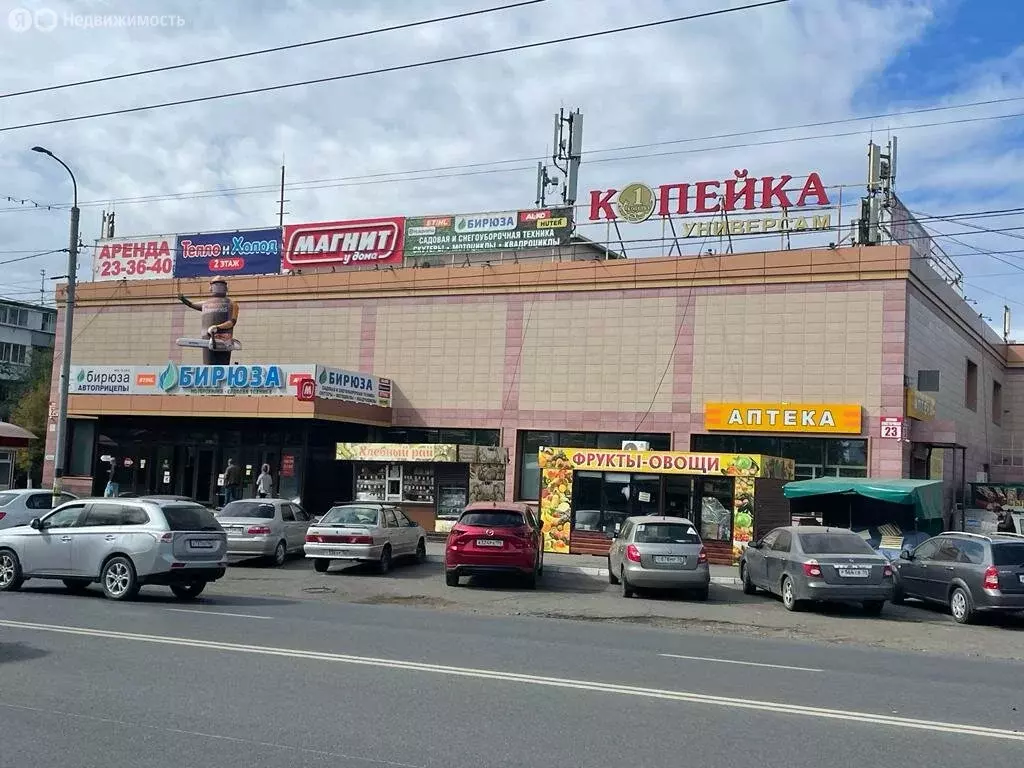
[899,550,913,561]
[30,517,41,530]
[748,540,761,549]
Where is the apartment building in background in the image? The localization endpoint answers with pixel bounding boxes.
[0,299,57,418]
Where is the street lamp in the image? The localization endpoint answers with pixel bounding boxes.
[31,146,80,505]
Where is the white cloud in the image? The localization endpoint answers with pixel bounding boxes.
[0,0,1021,327]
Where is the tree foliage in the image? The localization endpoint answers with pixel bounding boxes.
[8,350,53,482]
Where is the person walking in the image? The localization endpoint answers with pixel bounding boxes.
[104,457,121,498]
[256,464,273,499]
[222,458,242,504]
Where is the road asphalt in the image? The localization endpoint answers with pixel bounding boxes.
[1,586,1023,768]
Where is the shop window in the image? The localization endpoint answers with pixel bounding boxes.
[631,474,660,517]
[516,430,670,500]
[826,439,867,469]
[601,473,631,535]
[572,472,604,532]
[965,359,978,411]
[695,477,733,542]
[992,381,1003,426]
[664,475,692,518]
[67,419,96,477]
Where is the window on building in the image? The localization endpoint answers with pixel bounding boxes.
[41,313,56,333]
[67,419,97,477]
[917,370,940,392]
[0,342,28,365]
[992,380,1003,426]
[0,307,30,327]
[690,435,868,479]
[515,430,672,500]
[965,359,978,411]
[369,427,499,446]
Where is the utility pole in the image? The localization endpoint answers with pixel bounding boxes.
[276,164,289,228]
[31,146,79,506]
[39,268,45,305]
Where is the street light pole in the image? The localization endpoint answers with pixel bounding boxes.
[32,146,79,505]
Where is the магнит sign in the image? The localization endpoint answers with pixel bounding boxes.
[281,217,405,269]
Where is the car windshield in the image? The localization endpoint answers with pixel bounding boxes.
[798,532,876,555]
[992,542,1024,566]
[162,504,222,532]
[460,511,524,527]
[320,506,380,527]
[220,501,275,519]
[635,523,700,544]
[0,492,17,507]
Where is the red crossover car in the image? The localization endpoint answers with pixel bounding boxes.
[444,502,543,589]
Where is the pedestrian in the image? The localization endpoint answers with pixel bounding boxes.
[222,458,242,504]
[104,457,121,498]
[997,507,1017,534]
[256,463,273,499]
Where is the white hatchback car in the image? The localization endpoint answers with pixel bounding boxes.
[0,496,227,600]
[304,503,426,574]
[0,489,78,530]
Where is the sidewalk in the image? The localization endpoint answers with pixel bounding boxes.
[424,541,740,585]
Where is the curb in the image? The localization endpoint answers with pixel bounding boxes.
[425,555,740,585]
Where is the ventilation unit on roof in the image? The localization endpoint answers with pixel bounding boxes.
[621,441,649,452]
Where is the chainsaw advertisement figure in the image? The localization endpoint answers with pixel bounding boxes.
[176,277,241,365]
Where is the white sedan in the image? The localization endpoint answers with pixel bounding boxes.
[0,489,78,530]
[304,503,426,574]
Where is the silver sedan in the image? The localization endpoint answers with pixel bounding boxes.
[304,503,426,574]
[215,499,312,566]
[0,489,78,529]
[607,516,710,600]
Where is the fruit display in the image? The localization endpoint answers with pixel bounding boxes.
[538,448,572,553]
[721,454,759,477]
[732,475,755,544]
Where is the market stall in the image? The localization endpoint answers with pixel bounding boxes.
[783,477,944,557]
[537,447,794,564]
[334,442,507,531]
[967,482,1023,535]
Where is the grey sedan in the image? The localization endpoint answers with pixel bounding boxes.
[215,499,312,566]
[607,516,710,600]
[0,489,78,530]
[740,526,894,614]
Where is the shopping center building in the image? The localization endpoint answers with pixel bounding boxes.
[41,234,1024,563]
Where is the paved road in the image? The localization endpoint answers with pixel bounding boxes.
[2,587,1023,767]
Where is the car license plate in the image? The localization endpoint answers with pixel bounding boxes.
[654,556,684,564]
[325,548,349,556]
[189,539,215,549]
[838,568,869,578]
[476,539,503,547]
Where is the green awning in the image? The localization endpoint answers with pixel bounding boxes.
[783,478,943,520]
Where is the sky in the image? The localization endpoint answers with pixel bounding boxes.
[0,0,1022,333]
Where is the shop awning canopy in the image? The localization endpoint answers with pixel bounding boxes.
[0,421,36,448]
[783,477,943,520]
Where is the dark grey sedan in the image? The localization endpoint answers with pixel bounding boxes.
[740,526,894,614]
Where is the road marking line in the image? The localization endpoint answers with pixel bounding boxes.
[1,619,1020,743]
[166,608,271,620]
[659,653,823,673]
[0,701,421,768]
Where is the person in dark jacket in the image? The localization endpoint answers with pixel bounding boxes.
[222,458,242,504]
[997,507,1017,534]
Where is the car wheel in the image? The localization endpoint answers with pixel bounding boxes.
[780,576,802,612]
[891,585,905,605]
[621,567,634,598]
[62,578,91,594]
[415,538,427,563]
[270,541,287,567]
[170,582,207,600]
[607,557,619,584]
[0,549,24,592]
[740,563,757,595]
[445,570,459,587]
[378,545,392,575]
[949,586,975,625]
[862,600,885,616]
[313,558,330,573]
[101,556,140,601]
[524,569,537,590]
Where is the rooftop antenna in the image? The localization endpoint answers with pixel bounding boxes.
[39,268,45,304]
[276,159,289,228]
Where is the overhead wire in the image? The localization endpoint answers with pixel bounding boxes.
[0,1,790,133]
[0,1,547,100]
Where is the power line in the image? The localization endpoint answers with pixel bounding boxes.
[0,248,66,267]
[0,1,788,134]
[0,1,546,100]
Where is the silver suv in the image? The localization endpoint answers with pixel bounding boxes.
[0,496,227,600]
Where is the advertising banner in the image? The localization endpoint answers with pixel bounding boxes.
[174,228,282,278]
[314,365,392,408]
[281,217,405,270]
[404,207,572,257]
[335,443,458,462]
[704,402,862,434]
[70,363,316,396]
[93,235,177,281]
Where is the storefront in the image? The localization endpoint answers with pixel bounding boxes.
[537,447,794,564]
[334,442,508,531]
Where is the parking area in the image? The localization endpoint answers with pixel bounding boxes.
[214,547,1024,660]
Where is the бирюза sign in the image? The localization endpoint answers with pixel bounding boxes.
[175,228,282,278]
[404,207,571,257]
[314,365,392,408]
